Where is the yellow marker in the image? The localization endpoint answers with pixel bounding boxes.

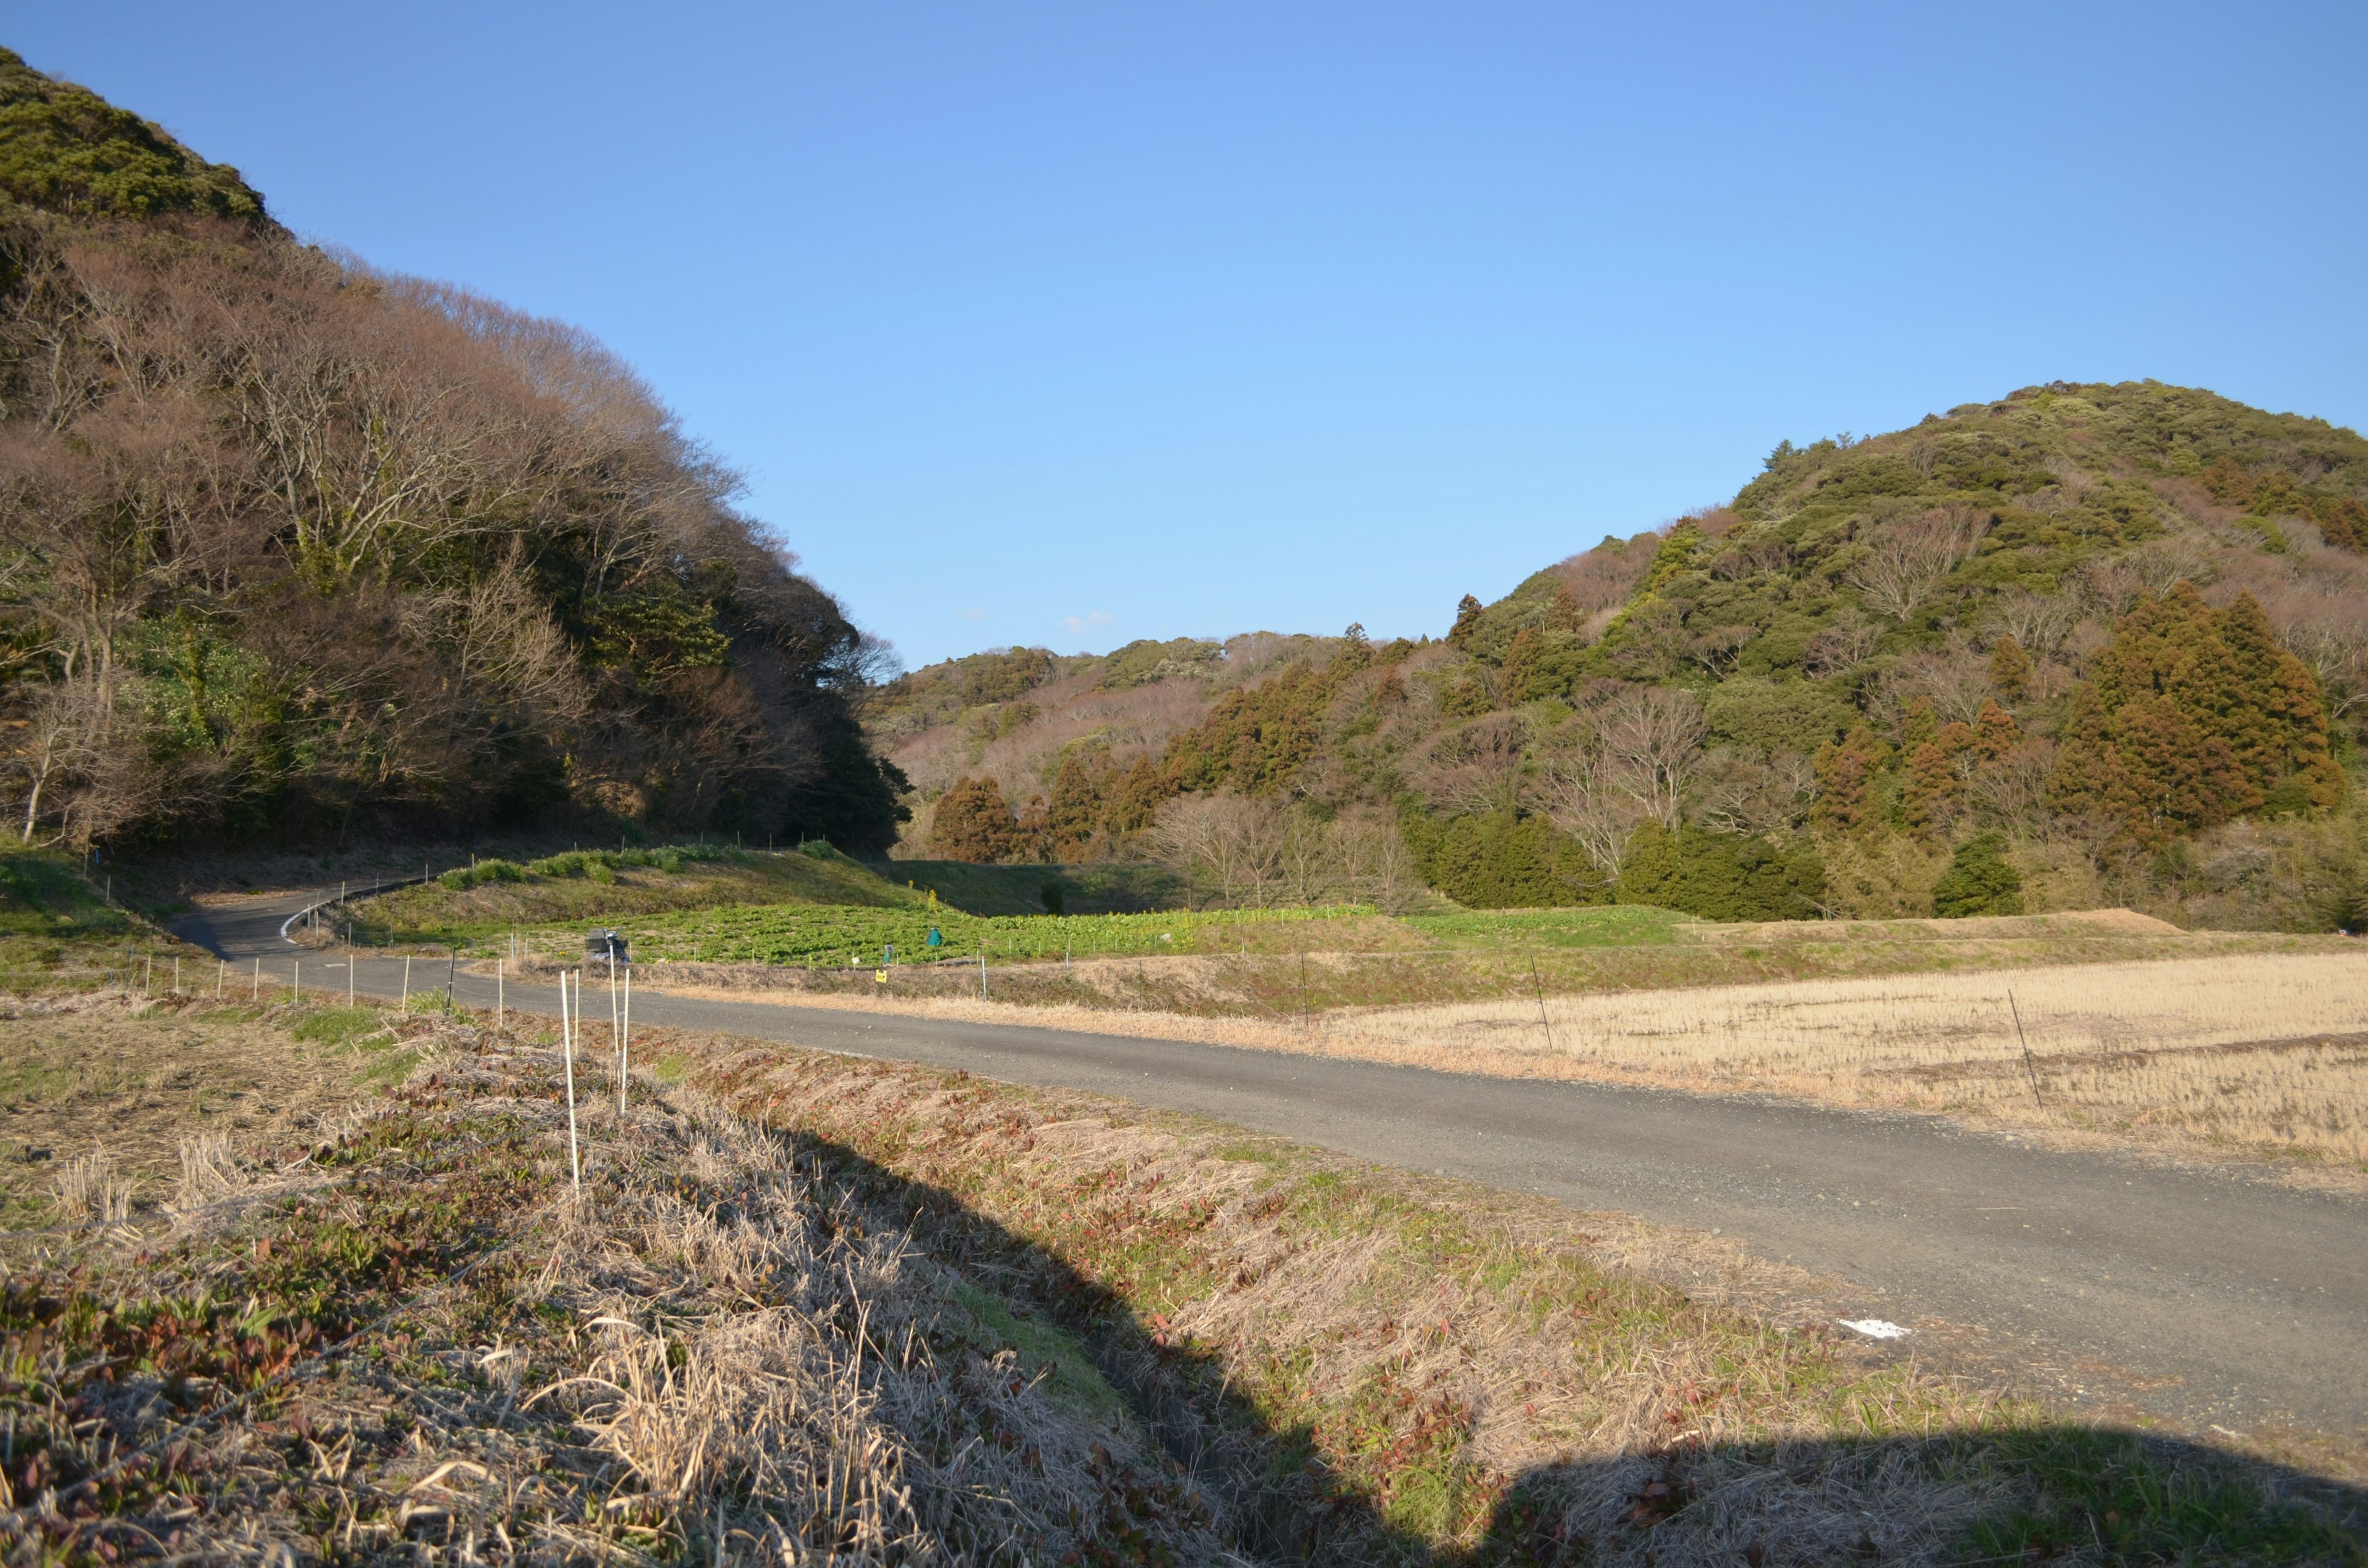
[874,967,889,984]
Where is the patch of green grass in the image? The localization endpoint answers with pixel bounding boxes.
[1401,905,1688,949]
[290,1004,388,1047]
[0,850,121,937]
[0,1060,75,1105]
[1968,1427,2366,1565]
[362,1046,423,1085]
[949,1279,1135,1430]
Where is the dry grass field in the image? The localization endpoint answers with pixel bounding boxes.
[0,997,380,1228]
[1335,951,2368,1172]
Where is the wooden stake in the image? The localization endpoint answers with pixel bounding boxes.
[2008,990,2045,1112]
[1529,957,1556,1054]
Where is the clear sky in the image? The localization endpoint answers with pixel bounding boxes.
[15,3,2366,670]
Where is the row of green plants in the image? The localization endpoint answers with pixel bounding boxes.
[561,902,1379,966]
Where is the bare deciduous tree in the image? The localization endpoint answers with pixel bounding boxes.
[1600,686,1707,829]
[1693,747,1815,837]
[1148,794,1287,908]
[1883,642,1994,726]
[1540,739,1635,879]
[1846,504,1991,620]
[1419,714,1531,817]
[1988,587,2087,657]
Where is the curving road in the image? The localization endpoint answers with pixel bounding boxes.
[173,888,2368,1448]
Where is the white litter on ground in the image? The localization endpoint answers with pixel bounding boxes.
[1838,1318,1911,1340]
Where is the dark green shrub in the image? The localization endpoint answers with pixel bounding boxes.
[1931,832,2025,917]
[1040,879,1066,915]
[437,859,528,890]
[1614,822,1825,921]
[1405,811,1606,909]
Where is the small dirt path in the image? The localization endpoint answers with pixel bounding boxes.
[176,890,2368,1453]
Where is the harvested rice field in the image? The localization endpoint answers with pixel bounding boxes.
[634,941,2368,1180]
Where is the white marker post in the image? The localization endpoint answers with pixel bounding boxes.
[617,967,631,1114]
[496,958,504,1030]
[608,949,621,1096]
[250,958,259,1001]
[293,961,300,1001]
[401,954,411,1010]
[560,971,582,1197]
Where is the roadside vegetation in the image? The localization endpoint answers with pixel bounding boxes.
[5,989,2358,1564]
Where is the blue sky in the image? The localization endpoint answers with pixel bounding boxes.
[16,3,2366,668]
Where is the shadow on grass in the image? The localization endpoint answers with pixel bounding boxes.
[783,1130,2366,1566]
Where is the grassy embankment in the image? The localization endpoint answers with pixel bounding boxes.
[341,847,1185,951]
[3,992,2359,1564]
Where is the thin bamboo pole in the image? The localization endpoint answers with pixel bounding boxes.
[560,971,582,1196]
[617,967,631,1115]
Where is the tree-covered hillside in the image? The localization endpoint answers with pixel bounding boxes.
[0,47,908,853]
[0,47,269,226]
[879,382,2368,930]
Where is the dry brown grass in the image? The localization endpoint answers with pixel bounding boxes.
[4,998,2356,1563]
[1334,952,2368,1171]
[0,995,376,1228]
[660,1030,2368,1563]
[1,1010,1239,1566]
[669,1036,2086,1565]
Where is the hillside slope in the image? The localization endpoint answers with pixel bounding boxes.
[0,47,907,855]
[875,382,2368,929]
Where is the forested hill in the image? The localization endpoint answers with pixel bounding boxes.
[878,382,2368,930]
[0,47,908,854]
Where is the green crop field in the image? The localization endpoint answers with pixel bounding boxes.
[482,900,1716,969]
[551,902,1384,967]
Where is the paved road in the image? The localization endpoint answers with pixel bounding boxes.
[175,890,2368,1442]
